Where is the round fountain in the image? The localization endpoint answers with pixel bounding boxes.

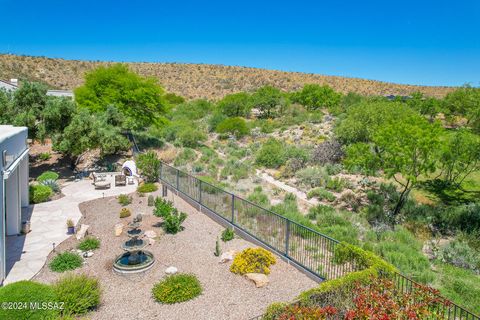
[113,214,155,274]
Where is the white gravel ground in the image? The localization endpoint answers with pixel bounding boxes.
[34,187,317,320]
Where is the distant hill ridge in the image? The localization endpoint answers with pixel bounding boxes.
[0,54,455,99]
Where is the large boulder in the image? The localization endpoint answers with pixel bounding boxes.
[245,273,269,288]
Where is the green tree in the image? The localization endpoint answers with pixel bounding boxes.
[444,86,480,132]
[372,115,442,220]
[335,101,415,144]
[74,64,167,130]
[53,109,129,167]
[217,92,252,117]
[438,129,480,187]
[292,84,342,111]
[136,151,161,182]
[407,92,441,122]
[37,97,77,142]
[251,86,285,118]
[11,82,48,139]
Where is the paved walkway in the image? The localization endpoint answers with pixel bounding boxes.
[4,175,137,284]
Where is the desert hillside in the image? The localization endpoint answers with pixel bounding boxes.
[0,54,455,99]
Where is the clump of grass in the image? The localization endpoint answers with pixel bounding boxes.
[77,237,100,251]
[49,252,83,272]
[118,194,132,206]
[152,274,202,304]
[137,183,158,193]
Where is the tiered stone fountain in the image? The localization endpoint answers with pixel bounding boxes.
[113,214,155,274]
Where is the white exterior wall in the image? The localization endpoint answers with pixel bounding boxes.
[0,125,29,283]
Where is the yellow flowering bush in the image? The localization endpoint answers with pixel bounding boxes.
[230,247,276,275]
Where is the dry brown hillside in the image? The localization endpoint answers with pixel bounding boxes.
[0,54,455,99]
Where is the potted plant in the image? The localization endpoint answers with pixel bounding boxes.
[66,219,75,234]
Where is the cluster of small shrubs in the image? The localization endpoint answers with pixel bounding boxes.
[29,184,53,203]
[152,274,202,304]
[230,247,276,275]
[137,182,158,193]
[78,237,101,251]
[307,188,336,202]
[120,208,131,218]
[0,274,101,319]
[154,197,187,234]
[49,252,83,272]
[439,238,480,273]
[118,194,132,206]
[247,186,270,206]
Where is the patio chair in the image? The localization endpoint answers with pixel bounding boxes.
[115,174,127,187]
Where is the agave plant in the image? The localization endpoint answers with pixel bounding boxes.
[41,179,60,193]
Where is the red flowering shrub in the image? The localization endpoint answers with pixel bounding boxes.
[345,276,451,320]
[277,305,338,320]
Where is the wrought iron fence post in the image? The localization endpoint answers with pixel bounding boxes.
[231,194,235,224]
[176,169,179,190]
[285,219,290,257]
[198,180,202,204]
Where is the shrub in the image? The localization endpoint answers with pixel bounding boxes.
[325,177,348,192]
[29,184,53,203]
[38,152,51,161]
[120,208,131,218]
[148,195,155,206]
[37,170,59,182]
[152,274,202,304]
[312,139,344,165]
[307,204,336,220]
[296,166,330,188]
[137,183,158,193]
[307,188,335,202]
[154,197,174,218]
[41,179,60,193]
[136,151,160,182]
[255,138,286,168]
[173,148,196,166]
[276,305,338,320]
[118,194,132,206]
[77,237,100,251]
[177,126,207,148]
[49,252,83,272]
[216,117,250,138]
[230,247,276,275]
[247,186,270,206]
[54,273,101,316]
[221,228,235,242]
[163,209,187,234]
[0,280,59,320]
[208,111,228,132]
[439,239,480,273]
[217,92,252,117]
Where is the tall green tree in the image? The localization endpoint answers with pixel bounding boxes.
[438,129,480,188]
[292,84,342,111]
[335,101,415,144]
[217,92,252,117]
[251,86,285,118]
[407,92,441,122]
[11,82,48,139]
[346,115,442,223]
[74,64,167,130]
[444,86,480,132]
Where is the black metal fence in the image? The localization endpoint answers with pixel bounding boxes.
[158,162,479,320]
[159,162,348,280]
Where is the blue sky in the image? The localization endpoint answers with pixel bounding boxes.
[1,0,479,86]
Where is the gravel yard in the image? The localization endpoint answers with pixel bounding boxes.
[34,187,317,320]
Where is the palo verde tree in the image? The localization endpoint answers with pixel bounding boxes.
[292,84,342,111]
[74,64,167,130]
[345,114,442,224]
[217,92,252,117]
